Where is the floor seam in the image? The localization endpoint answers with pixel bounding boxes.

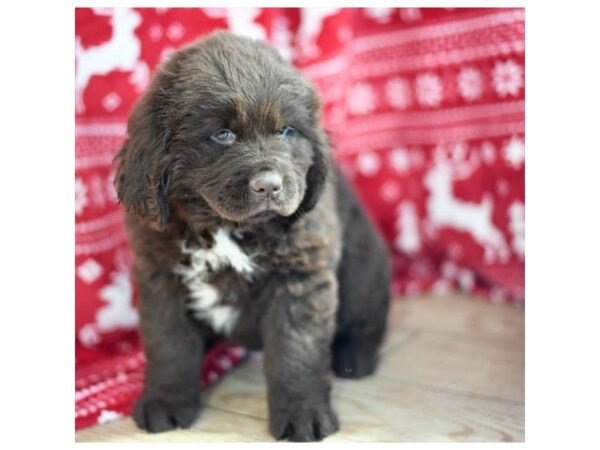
[203,403,268,422]
[342,374,525,406]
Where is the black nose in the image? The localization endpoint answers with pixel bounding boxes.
[250,171,283,198]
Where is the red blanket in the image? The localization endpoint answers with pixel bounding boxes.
[75,7,524,430]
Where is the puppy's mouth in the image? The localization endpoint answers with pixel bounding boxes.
[203,196,299,224]
[243,198,297,222]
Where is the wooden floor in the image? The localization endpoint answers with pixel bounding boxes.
[76,293,524,442]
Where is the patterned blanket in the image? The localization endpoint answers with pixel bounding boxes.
[75,7,524,429]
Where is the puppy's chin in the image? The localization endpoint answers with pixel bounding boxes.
[207,198,300,224]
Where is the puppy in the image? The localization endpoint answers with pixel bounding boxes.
[115,31,391,442]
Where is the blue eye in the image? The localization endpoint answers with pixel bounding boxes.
[210,129,236,144]
[277,126,297,138]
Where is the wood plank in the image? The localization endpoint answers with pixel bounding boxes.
[381,297,422,353]
[333,375,524,442]
[204,346,524,441]
[378,329,524,403]
[75,294,525,442]
[75,406,271,442]
[393,294,524,342]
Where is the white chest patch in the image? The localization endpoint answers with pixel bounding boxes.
[174,228,254,335]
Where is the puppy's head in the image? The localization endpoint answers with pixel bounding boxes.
[115,31,329,229]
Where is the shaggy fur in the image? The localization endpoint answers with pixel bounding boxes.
[115,31,391,442]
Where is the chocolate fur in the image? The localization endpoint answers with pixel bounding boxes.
[115,31,391,442]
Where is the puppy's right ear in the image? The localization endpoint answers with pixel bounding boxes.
[114,90,173,229]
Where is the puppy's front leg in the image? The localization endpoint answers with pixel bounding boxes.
[262,271,340,442]
[133,272,205,433]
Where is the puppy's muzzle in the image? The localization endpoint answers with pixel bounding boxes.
[249,170,283,200]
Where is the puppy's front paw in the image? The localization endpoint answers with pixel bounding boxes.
[269,400,339,442]
[133,392,202,433]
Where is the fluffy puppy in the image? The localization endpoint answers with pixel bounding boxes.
[115,31,391,442]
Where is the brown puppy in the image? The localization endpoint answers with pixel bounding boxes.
[115,31,391,442]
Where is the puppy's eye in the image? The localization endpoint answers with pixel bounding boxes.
[276,126,297,138]
[210,129,236,145]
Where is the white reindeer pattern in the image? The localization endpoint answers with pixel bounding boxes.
[75,8,147,113]
[78,252,138,347]
[424,145,509,263]
[297,8,340,59]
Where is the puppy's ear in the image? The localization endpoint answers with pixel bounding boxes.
[285,128,330,225]
[114,91,173,230]
[302,129,330,213]
[282,82,331,225]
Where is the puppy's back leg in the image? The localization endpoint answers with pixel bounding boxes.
[332,282,390,379]
[331,179,391,378]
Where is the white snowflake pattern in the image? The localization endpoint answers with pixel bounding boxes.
[389,147,411,173]
[415,73,443,108]
[102,92,121,112]
[481,141,497,165]
[167,22,185,41]
[75,177,89,216]
[77,258,103,284]
[493,59,523,97]
[458,67,483,101]
[496,179,510,197]
[116,371,128,383]
[89,175,106,207]
[356,152,381,177]
[148,23,163,42]
[347,82,377,115]
[385,77,412,110]
[503,136,525,168]
[380,180,401,202]
[78,324,100,347]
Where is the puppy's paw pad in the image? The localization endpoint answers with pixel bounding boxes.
[270,403,339,442]
[133,394,201,433]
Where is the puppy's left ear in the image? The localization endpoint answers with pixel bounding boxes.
[284,81,331,224]
[283,127,330,228]
[299,129,330,214]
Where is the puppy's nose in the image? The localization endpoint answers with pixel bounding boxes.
[249,171,283,198]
